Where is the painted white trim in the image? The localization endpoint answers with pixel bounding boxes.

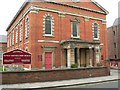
[30,10,38,13]
[33,5,106,21]
[44,34,53,37]
[38,40,59,43]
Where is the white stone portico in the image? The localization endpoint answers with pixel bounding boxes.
[61,39,101,68]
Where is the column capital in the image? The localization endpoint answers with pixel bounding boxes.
[89,45,94,49]
[89,46,92,49]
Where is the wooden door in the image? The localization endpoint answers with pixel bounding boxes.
[45,52,52,70]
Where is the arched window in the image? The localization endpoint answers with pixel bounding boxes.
[72,21,78,37]
[12,30,14,45]
[16,27,18,43]
[93,23,98,39]
[71,18,80,38]
[45,16,52,35]
[25,18,29,38]
[20,23,23,41]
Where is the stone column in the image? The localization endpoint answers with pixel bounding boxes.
[67,48,71,68]
[77,48,80,68]
[89,46,93,67]
[95,46,100,66]
[71,48,75,65]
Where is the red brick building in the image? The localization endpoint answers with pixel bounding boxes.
[0,35,7,64]
[107,18,120,68]
[6,0,108,69]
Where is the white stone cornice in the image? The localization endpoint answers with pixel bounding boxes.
[38,40,59,43]
[33,5,106,21]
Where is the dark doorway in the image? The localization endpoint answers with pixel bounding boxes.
[74,48,78,64]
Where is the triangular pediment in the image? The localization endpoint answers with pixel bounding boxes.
[47,0,108,14]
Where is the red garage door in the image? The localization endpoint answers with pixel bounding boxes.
[45,52,52,70]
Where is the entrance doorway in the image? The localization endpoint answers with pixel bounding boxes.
[45,52,52,70]
[80,48,89,67]
[74,48,78,64]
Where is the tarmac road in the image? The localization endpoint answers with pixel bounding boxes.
[58,80,119,88]
[35,80,119,90]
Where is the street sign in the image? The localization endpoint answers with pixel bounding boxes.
[3,49,31,64]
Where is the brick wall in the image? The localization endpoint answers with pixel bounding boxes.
[6,1,108,68]
[2,67,110,84]
[107,25,120,59]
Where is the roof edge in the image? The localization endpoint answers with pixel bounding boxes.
[91,0,109,15]
[6,0,108,32]
[6,1,29,31]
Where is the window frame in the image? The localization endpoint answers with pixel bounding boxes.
[45,16,53,36]
[93,23,99,40]
[12,30,14,45]
[16,27,18,43]
[20,23,23,42]
[71,20,80,38]
[25,17,29,39]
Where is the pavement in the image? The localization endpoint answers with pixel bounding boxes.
[0,69,119,89]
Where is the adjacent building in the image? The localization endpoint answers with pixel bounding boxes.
[0,35,7,64]
[6,0,108,69]
[107,18,120,68]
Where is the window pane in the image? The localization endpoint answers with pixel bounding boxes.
[94,23,98,38]
[72,21,77,37]
[25,18,29,38]
[45,16,51,34]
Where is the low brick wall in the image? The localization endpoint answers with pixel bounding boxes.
[1,67,110,84]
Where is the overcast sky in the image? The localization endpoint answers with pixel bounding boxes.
[0,0,119,35]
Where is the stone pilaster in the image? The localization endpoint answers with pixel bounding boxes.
[95,46,101,66]
[67,49,71,68]
[77,48,80,67]
[89,46,93,67]
[70,48,75,65]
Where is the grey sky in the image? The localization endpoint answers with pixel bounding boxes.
[0,0,119,35]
